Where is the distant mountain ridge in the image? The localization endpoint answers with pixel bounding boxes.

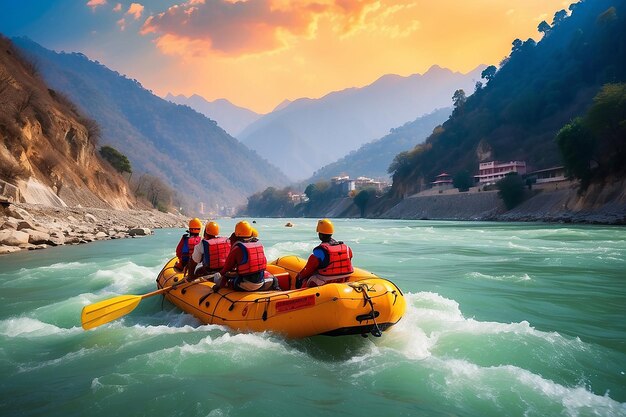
[13,37,288,211]
[164,93,261,137]
[307,107,452,182]
[239,65,486,180]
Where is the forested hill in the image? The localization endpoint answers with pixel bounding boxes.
[13,38,288,211]
[389,0,626,197]
[308,107,451,182]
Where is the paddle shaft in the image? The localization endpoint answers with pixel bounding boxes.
[81,274,215,330]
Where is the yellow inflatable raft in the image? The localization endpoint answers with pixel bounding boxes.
[156,255,406,338]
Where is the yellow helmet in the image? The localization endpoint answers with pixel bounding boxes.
[235,220,253,238]
[188,218,202,231]
[316,218,334,234]
[205,221,219,236]
[251,228,258,238]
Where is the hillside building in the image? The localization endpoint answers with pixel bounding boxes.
[431,173,454,190]
[331,175,389,194]
[475,161,526,184]
[526,166,566,184]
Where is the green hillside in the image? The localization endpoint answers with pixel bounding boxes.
[389,0,626,197]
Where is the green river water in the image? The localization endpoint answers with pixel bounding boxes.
[0,219,624,417]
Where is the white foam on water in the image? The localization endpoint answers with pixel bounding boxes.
[467,271,532,282]
[90,373,136,393]
[18,347,96,373]
[124,330,300,372]
[380,292,586,360]
[129,323,202,336]
[508,241,615,256]
[89,261,160,294]
[265,241,313,260]
[0,317,79,338]
[41,261,93,270]
[437,358,626,416]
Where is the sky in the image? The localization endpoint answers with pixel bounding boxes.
[0,0,571,114]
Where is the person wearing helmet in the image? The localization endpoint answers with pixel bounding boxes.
[175,218,203,271]
[213,221,278,291]
[296,219,354,288]
[186,221,231,281]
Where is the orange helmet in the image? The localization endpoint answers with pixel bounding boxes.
[251,228,259,238]
[188,218,202,231]
[316,219,334,234]
[235,221,253,238]
[205,221,219,236]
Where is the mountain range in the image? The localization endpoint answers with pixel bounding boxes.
[164,93,261,138]
[13,37,288,212]
[307,107,452,183]
[237,65,486,180]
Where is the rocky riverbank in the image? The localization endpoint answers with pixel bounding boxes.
[0,202,187,255]
[380,179,626,224]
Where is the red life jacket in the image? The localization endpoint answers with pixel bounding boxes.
[181,234,201,264]
[202,237,230,270]
[235,240,267,276]
[317,241,354,276]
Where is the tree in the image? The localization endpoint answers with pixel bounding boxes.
[99,145,132,175]
[511,38,523,53]
[353,189,372,217]
[496,173,525,210]
[538,20,551,36]
[304,183,318,200]
[453,170,474,192]
[552,9,568,26]
[452,89,466,108]
[556,83,626,189]
[131,173,173,212]
[481,65,497,82]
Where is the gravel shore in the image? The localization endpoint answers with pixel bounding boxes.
[0,202,187,255]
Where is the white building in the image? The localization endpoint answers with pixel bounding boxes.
[475,161,526,184]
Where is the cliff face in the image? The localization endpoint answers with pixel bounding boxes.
[0,36,134,209]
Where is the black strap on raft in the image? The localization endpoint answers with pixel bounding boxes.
[350,283,382,337]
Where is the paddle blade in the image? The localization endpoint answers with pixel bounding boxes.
[81,295,142,330]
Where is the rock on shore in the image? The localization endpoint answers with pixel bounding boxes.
[0,203,187,255]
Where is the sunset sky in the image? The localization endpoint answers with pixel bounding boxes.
[1,0,570,113]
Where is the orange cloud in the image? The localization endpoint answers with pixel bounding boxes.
[127,3,145,20]
[113,3,122,12]
[140,0,380,55]
[86,0,107,10]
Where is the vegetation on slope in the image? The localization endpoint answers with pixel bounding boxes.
[389,0,626,198]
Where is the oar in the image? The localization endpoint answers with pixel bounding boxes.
[81,275,212,330]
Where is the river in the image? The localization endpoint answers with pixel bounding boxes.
[1,219,624,416]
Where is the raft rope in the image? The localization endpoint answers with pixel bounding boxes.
[349,283,382,337]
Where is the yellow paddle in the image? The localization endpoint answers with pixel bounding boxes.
[81,276,211,330]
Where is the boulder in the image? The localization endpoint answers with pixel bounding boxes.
[23,228,51,244]
[0,229,30,246]
[0,245,21,255]
[129,227,152,236]
[6,205,33,221]
[47,231,66,246]
[84,213,97,223]
[16,220,37,231]
[2,218,20,230]
[94,231,108,239]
